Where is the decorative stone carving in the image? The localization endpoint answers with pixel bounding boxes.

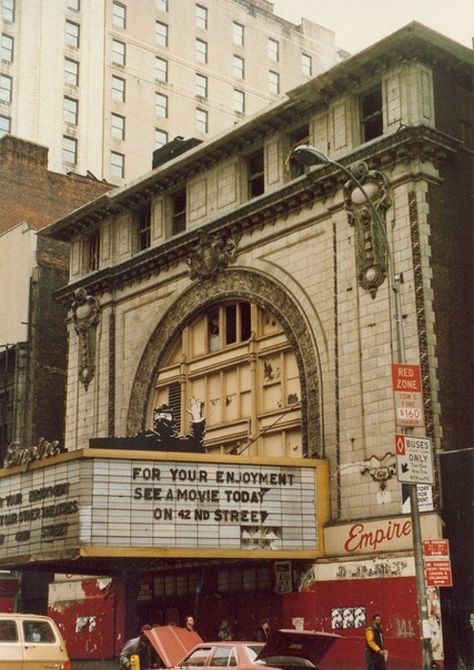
[186,231,240,280]
[71,288,100,390]
[343,162,391,298]
[360,452,397,490]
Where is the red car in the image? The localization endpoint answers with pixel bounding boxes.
[144,627,341,670]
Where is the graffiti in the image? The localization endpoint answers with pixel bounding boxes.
[336,560,409,579]
[394,617,415,639]
[75,616,97,633]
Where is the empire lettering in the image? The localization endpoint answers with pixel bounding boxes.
[344,520,411,552]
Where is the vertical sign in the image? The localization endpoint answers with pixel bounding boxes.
[392,364,425,427]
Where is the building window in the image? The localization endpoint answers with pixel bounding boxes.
[0,75,12,104]
[360,85,383,141]
[288,124,309,179]
[2,0,14,22]
[195,108,208,133]
[110,151,124,178]
[63,97,78,124]
[156,0,168,10]
[155,56,168,82]
[247,149,264,198]
[233,88,244,114]
[269,70,279,94]
[172,189,186,235]
[195,38,207,63]
[155,128,168,148]
[155,21,168,47]
[64,58,79,85]
[233,55,244,79]
[134,204,151,251]
[195,4,207,29]
[111,113,125,139]
[65,20,80,48]
[66,0,80,9]
[112,39,126,65]
[0,114,10,137]
[1,34,14,62]
[195,73,207,98]
[302,53,312,76]
[112,1,126,28]
[155,92,168,118]
[112,75,125,102]
[208,303,251,352]
[62,136,77,164]
[232,22,244,46]
[86,230,100,272]
[268,38,279,61]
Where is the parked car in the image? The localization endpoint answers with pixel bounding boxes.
[143,626,340,670]
[0,612,70,670]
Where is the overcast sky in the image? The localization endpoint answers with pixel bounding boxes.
[272,0,474,54]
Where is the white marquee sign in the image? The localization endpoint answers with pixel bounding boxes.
[0,454,325,562]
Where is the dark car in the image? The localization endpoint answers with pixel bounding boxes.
[143,627,340,670]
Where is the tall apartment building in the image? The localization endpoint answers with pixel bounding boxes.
[0,0,340,183]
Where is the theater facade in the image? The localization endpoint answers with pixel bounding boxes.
[0,23,472,670]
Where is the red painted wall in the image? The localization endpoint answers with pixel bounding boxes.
[0,577,18,612]
[281,577,422,670]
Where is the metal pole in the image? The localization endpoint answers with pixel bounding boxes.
[293,149,433,669]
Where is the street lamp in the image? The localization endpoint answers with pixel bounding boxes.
[292,145,434,670]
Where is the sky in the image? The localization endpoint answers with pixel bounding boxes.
[272,0,474,54]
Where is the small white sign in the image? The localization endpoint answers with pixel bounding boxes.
[395,434,434,485]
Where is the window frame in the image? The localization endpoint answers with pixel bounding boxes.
[233,88,244,114]
[233,54,244,79]
[112,38,126,66]
[66,0,80,10]
[65,20,80,48]
[134,204,152,251]
[110,150,125,178]
[155,56,168,83]
[0,74,12,104]
[172,189,187,235]
[155,92,168,118]
[62,135,77,165]
[232,22,244,46]
[63,96,79,124]
[302,53,312,76]
[195,72,208,98]
[155,127,168,149]
[195,107,208,134]
[360,84,383,142]
[2,0,15,22]
[86,229,100,273]
[195,4,208,29]
[1,33,14,62]
[247,149,264,198]
[112,75,126,102]
[111,112,125,140]
[268,37,279,62]
[155,20,168,47]
[0,114,11,137]
[269,70,279,94]
[195,38,207,64]
[64,57,79,86]
[112,1,126,29]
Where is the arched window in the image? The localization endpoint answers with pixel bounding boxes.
[151,301,302,457]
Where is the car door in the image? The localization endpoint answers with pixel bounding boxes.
[22,619,60,670]
[0,618,22,670]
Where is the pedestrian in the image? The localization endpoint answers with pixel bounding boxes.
[217,620,232,641]
[119,624,158,669]
[184,615,196,633]
[365,614,388,670]
[254,618,271,642]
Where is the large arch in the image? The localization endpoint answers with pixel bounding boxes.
[127,268,322,457]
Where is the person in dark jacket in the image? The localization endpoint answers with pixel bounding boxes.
[365,614,387,670]
[254,618,271,642]
[119,624,158,669]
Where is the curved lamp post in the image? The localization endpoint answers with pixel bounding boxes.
[292,145,433,670]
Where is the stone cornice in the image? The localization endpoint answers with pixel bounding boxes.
[53,125,462,304]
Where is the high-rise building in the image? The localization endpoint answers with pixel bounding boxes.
[0,0,340,182]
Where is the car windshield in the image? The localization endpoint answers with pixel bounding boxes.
[246,645,264,661]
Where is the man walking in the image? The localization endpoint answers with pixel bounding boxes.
[365,614,388,669]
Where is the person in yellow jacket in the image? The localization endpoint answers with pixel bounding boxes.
[365,614,388,669]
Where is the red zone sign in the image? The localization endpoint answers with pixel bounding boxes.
[392,364,425,427]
